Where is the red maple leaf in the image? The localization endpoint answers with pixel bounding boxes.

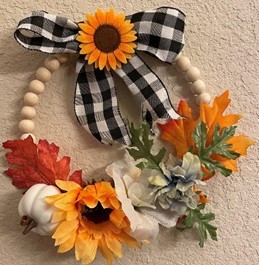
[3,136,83,189]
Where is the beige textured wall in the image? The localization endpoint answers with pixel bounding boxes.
[0,0,258,264]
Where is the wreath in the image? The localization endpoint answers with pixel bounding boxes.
[3,6,254,265]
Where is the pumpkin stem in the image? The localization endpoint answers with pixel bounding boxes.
[20,216,37,234]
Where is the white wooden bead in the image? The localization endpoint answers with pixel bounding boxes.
[36,67,52,83]
[20,133,36,142]
[45,56,61,72]
[23,92,39,106]
[21,106,36,119]
[19,119,35,133]
[28,79,45,94]
[56,54,70,64]
[196,93,211,104]
[185,66,201,82]
[190,80,206,94]
[24,92,39,106]
[175,56,191,72]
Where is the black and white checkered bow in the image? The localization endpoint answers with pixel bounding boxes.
[15,7,185,145]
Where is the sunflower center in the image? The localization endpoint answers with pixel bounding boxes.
[94,25,120,53]
[81,202,113,224]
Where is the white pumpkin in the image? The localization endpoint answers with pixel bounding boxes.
[18,183,61,236]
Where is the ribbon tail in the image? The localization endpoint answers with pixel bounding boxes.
[115,54,180,124]
[74,58,130,145]
[14,11,79,53]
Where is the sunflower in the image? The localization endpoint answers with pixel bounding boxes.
[76,8,137,71]
[45,180,139,265]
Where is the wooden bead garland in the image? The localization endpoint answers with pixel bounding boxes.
[18,52,211,141]
[18,54,71,141]
[174,53,211,104]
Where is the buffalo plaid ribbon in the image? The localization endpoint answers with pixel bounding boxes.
[15,7,185,145]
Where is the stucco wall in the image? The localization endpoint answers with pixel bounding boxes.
[0,0,258,265]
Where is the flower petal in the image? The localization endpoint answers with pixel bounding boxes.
[80,43,96,55]
[52,219,79,239]
[86,13,99,29]
[52,209,66,222]
[57,230,77,253]
[96,8,106,24]
[105,236,122,257]
[88,49,101,65]
[75,233,98,263]
[119,20,134,35]
[108,53,117,70]
[117,231,139,248]
[119,43,135,53]
[98,237,115,265]
[78,23,95,35]
[113,13,126,28]
[114,49,127,64]
[56,180,81,191]
[76,33,94,44]
[99,52,108,70]
[121,31,137,42]
[106,8,115,24]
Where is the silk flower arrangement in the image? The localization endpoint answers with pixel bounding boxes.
[3,6,255,265]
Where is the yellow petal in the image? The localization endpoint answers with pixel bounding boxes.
[106,8,115,24]
[124,53,132,60]
[105,236,122,258]
[113,14,126,28]
[99,53,108,70]
[108,53,117,70]
[76,236,98,264]
[55,229,75,246]
[52,209,66,223]
[78,23,95,35]
[86,13,99,29]
[45,193,66,205]
[98,237,114,265]
[94,59,99,69]
[116,60,122,69]
[117,231,139,248]
[57,230,77,253]
[119,43,135,54]
[66,208,79,221]
[96,8,106,24]
[106,63,111,72]
[75,233,90,260]
[80,43,96,55]
[76,33,94,44]
[109,196,120,209]
[119,21,134,35]
[121,31,137,42]
[109,209,125,227]
[114,49,127,64]
[88,49,101,65]
[53,219,79,239]
[56,180,82,191]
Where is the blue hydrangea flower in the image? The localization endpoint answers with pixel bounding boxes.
[148,152,204,215]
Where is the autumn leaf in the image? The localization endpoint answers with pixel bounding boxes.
[199,90,242,144]
[158,100,197,158]
[159,90,255,180]
[3,136,83,189]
